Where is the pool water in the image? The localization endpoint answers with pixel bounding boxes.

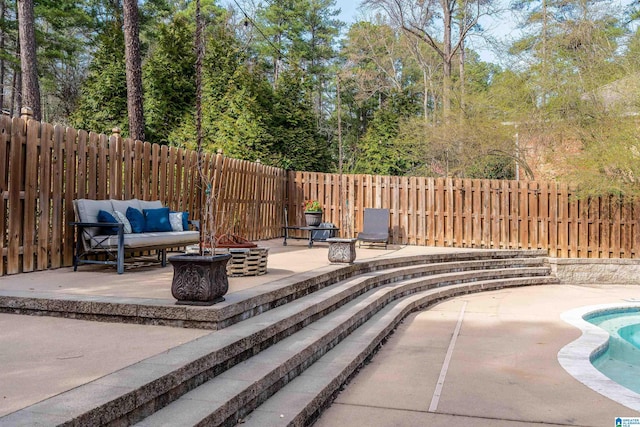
[620,323,640,349]
[587,308,640,393]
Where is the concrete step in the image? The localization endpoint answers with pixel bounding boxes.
[0,252,556,426]
[133,268,556,427]
[213,250,549,329]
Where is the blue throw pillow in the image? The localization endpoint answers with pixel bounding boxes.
[182,211,189,231]
[126,207,145,233]
[97,210,119,235]
[143,207,172,232]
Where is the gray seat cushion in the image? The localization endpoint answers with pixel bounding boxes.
[74,199,116,237]
[90,231,200,249]
[357,208,390,245]
[311,222,337,241]
[139,200,163,210]
[110,199,142,215]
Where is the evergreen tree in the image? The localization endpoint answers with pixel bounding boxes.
[254,0,341,126]
[270,69,331,171]
[71,21,128,134]
[144,14,196,144]
[353,90,419,176]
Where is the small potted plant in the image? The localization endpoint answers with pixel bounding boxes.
[304,200,323,226]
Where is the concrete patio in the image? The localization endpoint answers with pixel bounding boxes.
[1,240,458,418]
[1,240,639,425]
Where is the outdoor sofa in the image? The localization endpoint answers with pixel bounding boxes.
[72,198,199,274]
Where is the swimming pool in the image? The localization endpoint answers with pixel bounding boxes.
[586,308,640,394]
[559,303,640,412]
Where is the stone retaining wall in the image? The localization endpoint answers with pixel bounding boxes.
[548,258,640,285]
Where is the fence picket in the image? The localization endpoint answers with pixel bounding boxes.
[7,118,24,274]
[622,200,632,258]
[50,125,64,269]
[77,130,88,199]
[88,132,97,200]
[547,182,557,255]
[529,181,539,250]
[22,120,40,272]
[37,124,53,270]
[108,133,118,199]
[0,116,10,275]
[438,179,447,245]
[97,133,107,200]
[481,179,491,247]
[63,127,78,265]
[445,178,454,246]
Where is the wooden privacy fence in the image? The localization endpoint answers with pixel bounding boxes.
[2,115,639,276]
[288,172,640,259]
[0,115,287,275]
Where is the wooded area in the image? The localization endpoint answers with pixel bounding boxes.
[1,116,638,276]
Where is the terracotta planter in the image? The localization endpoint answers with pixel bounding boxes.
[169,253,232,305]
[304,211,323,226]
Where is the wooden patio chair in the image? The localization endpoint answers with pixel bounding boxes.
[356,208,390,249]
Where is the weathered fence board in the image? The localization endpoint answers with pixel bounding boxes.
[8,118,24,274]
[0,116,10,276]
[37,124,52,271]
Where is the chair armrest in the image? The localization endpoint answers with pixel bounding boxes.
[70,221,120,228]
[70,222,124,238]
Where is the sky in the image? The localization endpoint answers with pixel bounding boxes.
[332,0,507,63]
[335,0,361,24]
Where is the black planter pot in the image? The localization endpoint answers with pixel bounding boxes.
[304,211,322,226]
[169,253,232,306]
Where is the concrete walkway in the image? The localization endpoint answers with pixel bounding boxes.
[1,241,639,425]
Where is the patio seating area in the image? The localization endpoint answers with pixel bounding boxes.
[0,240,638,426]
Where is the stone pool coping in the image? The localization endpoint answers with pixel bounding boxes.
[558,302,640,412]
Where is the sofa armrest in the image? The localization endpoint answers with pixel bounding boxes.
[71,221,126,274]
[70,221,120,228]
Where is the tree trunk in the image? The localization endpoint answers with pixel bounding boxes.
[11,64,20,116]
[459,18,465,114]
[195,0,205,255]
[423,69,429,123]
[123,0,145,141]
[273,32,281,89]
[0,0,6,111]
[16,0,41,120]
[441,0,452,119]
